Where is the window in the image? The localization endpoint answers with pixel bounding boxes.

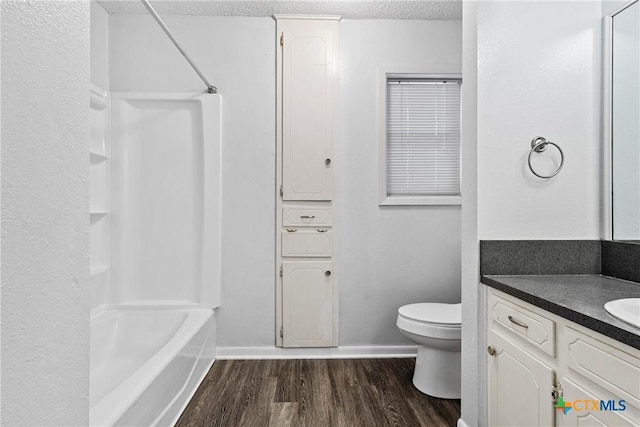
[380,75,461,206]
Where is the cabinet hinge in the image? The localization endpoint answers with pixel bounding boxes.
[280,33,284,47]
[279,265,283,277]
[280,185,283,197]
[280,326,284,338]
[552,379,563,405]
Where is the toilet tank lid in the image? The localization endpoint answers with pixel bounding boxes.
[398,303,461,325]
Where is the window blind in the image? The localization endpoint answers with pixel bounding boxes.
[386,79,461,197]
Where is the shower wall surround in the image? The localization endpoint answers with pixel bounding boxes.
[110,15,277,347]
[89,85,111,311]
[90,2,111,312]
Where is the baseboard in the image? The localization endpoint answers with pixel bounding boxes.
[215,345,418,360]
[457,418,470,427]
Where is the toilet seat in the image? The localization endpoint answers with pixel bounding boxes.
[397,303,461,340]
[398,303,461,326]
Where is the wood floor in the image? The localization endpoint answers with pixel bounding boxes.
[176,358,461,427]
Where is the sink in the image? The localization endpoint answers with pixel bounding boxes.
[604,298,640,329]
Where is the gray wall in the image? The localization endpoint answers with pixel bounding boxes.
[109,15,463,348]
[338,19,462,345]
[1,2,90,425]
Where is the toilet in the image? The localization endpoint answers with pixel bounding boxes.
[396,302,462,399]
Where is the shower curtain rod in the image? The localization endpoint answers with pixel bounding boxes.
[141,0,218,94]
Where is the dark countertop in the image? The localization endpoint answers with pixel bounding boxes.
[482,275,640,350]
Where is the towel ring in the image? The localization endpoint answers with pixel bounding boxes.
[528,136,564,179]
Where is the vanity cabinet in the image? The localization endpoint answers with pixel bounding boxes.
[560,378,637,427]
[275,15,340,347]
[488,329,555,427]
[487,289,640,427]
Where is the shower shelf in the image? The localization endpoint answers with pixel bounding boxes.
[90,151,109,163]
[90,265,109,277]
[90,211,109,218]
[90,86,109,110]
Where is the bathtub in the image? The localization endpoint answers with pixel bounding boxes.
[90,309,216,427]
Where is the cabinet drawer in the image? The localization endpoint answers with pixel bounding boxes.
[564,326,640,410]
[281,230,332,257]
[282,207,333,227]
[489,293,555,357]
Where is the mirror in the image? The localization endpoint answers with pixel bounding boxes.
[611,0,640,241]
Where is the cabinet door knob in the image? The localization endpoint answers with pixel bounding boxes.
[487,346,496,356]
[325,271,331,277]
[325,158,331,166]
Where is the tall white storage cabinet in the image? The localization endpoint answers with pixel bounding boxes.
[276,15,340,347]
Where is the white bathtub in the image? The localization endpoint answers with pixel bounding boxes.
[90,309,216,427]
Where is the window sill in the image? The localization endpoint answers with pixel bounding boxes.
[379,195,462,206]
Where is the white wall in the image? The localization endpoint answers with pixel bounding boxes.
[1,2,90,425]
[459,2,603,426]
[91,1,109,90]
[338,20,462,345]
[477,1,602,240]
[110,15,462,348]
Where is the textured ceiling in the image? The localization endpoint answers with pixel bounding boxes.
[98,0,462,20]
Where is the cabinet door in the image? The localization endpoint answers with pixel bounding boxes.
[488,330,556,427]
[282,30,334,201]
[282,261,334,347]
[563,326,640,410]
[558,378,638,427]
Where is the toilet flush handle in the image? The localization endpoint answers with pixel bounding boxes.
[487,346,497,356]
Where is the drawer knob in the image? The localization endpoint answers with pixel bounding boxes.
[325,271,331,277]
[487,346,496,356]
[325,158,331,166]
[508,315,529,329]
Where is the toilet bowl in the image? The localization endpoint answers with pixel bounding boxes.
[397,302,461,399]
